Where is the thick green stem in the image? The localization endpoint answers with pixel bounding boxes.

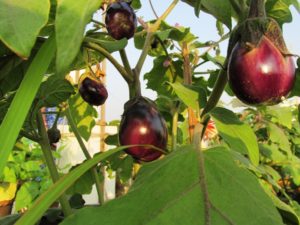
[248,0,266,18]
[119,49,134,77]
[134,32,154,77]
[36,112,73,217]
[84,41,132,83]
[65,108,105,205]
[19,130,40,142]
[200,67,228,118]
[171,105,179,151]
[119,49,141,99]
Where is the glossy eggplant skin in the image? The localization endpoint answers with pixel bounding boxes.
[119,97,168,162]
[228,36,295,105]
[79,77,108,106]
[105,2,137,40]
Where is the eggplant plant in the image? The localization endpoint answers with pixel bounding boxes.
[0,0,299,225]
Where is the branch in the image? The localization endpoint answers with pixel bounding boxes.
[134,0,179,76]
[36,111,73,217]
[83,41,133,83]
[119,49,134,77]
[65,107,105,205]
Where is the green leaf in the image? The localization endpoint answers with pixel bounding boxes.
[290,68,300,97]
[265,106,293,129]
[260,179,300,225]
[106,153,133,183]
[1,166,16,183]
[55,0,102,73]
[15,181,40,211]
[211,107,259,166]
[181,0,232,28]
[131,0,141,9]
[37,75,75,107]
[0,214,21,225]
[282,159,300,185]
[86,33,128,53]
[216,20,224,37]
[259,143,287,163]
[68,93,97,141]
[144,56,172,96]
[0,35,56,178]
[67,167,95,195]
[168,82,199,110]
[61,146,284,225]
[14,147,125,225]
[267,122,291,154]
[0,0,50,57]
[104,134,119,146]
[21,161,41,172]
[194,0,202,17]
[266,0,293,26]
[69,193,85,209]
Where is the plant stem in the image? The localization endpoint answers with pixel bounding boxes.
[84,41,132,83]
[200,67,228,118]
[19,130,40,142]
[36,111,73,217]
[248,0,266,18]
[182,42,198,143]
[52,109,61,128]
[91,19,106,27]
[119,49,134,77]
[171,101,180,151]
[193,123,211,225]
[65,107,105,205]
[149,0,159,18]
[134,32,153,77]
[134,0,179,76]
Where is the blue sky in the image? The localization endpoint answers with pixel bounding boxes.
[100,1,300,121]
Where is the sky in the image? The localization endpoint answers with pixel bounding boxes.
[98,1,300,122]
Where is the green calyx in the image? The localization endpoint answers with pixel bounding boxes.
[228,0,289,56]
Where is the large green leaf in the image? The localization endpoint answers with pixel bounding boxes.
[181,0,232,28]
[267,122,291,154]
[260,179,300,225]
[15,181,40,211]
[211,107,259,166]
[265,106,293,129]
[68,93,97,141]
[61,146,283,225]
[14,147,125,225]
[66,167,95,195]
[36,75,75,107]
[168,82,199,110]
[259,143,287,163]
[55,0,102,74]
[0,0,50,58]
[0,35,56,178]
[86,33,128,53]
[144,56,184,98]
